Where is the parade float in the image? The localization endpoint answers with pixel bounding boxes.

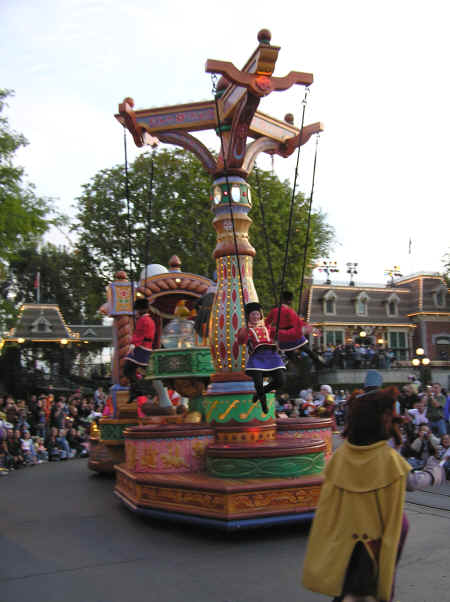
[109,29,332,529]
[88,256,215,473]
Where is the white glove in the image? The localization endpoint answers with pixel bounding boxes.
[128,344,135,352]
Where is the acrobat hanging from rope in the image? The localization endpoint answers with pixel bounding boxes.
[265,290,324,367]
[236,302,286,414]
[123,298,155,402]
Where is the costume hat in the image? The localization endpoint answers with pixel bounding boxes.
[364,370,383,390]
[244,302,262,316]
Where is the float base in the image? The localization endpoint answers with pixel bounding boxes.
[114,464,322,530]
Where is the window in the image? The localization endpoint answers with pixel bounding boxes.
[434,335,450,361]
[432,284,447,309]
[323,290,337,315]
[30,314,52,334]
[388,330,408,360]
[354,291,369,317]
[385,293,400,317]
[325,330,344,347]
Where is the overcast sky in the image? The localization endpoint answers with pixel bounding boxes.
[1,0,449,286]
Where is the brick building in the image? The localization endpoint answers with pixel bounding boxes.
[303,272,450,363]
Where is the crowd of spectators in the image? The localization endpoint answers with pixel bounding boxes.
[0,386,107,476]
[275,378,450,479]
[316,343,397,370]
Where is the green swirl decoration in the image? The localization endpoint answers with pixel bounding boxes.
[100,422,137,441]
[204,394,275,423]
[206,452,325,478]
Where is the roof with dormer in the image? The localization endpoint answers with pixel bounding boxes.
[304,272,449,326]
[3,304,80,342]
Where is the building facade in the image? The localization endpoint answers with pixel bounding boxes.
[303,272,450,363]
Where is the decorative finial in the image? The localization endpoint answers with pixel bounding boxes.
[284,113,294,125]
[123,97,134,108]
[257,29,272,45]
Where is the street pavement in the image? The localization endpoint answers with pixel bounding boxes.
[0,458,448,602]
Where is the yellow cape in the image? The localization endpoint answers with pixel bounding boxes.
[302,440,411,601]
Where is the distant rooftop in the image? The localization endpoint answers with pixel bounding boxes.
[312,271,443,288]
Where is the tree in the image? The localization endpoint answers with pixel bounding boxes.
[0,89,58,331]
[442,251,450,286]
[73,148,334,310]
[7,243,104,323]
[0,90,52,263]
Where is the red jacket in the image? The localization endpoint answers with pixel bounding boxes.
[237,324,276,352]
[265,304,305,343]
[131,314,155,350]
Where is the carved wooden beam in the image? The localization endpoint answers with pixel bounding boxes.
[277,122,324,158]
[242,122,324,174]
[206,59,313,98]
[157,131,216,174]
[118,98,145,147]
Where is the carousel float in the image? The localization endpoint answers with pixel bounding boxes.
[94,29,332,529]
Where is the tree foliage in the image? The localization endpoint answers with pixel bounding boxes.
[442,251,450,286]
[0,89,59,331]
[7,243,104,324]
[73,147,334,311]
[0,90,51,263]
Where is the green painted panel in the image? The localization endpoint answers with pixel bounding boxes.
[100,422,136,441]
[148,347,214,379]
[203,394,275,423]
[206,452,325,478]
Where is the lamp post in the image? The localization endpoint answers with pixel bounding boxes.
[411,347,431,386]
[317,260,339,285]
[384,265,402,286]
[346,262,358,286]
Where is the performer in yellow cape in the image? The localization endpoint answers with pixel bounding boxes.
[302,386,444,602]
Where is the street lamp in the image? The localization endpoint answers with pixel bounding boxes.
[384,265,402,286]
[411,347,430,385]
[317,260,339,285]
[346,262,358,286]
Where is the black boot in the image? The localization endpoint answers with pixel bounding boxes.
[259,393,268,415]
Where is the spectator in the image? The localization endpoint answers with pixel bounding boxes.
[21,431,38,465]
[406,424,439,470]
[94,386,106,407]
[437,433,450,479]
[7,429,24,469]
[407,399,429,427]
[34,437,48,463]
[50,400,67,430]
[56,428,74,458]
[66,427,88,458]
[427,384,447,436]
[45,427,68,461]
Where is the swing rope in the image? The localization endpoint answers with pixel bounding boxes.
[296,133,320,315]
[211,74,247,324]
[123,127,136,328]
[143,154,155,285]
[254,164,277,307]
[274,87,310,342]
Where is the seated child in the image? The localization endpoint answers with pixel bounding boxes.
[34,437,48,462]
[236,302,286,414]
[21,431,38,465]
